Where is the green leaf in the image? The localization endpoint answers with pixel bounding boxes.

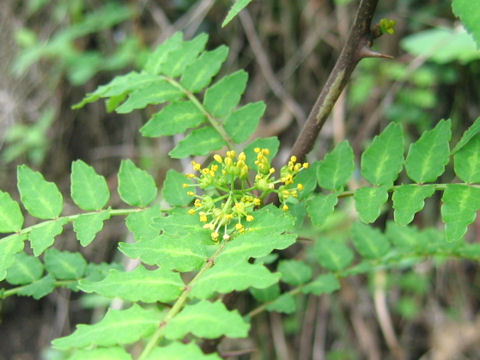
[0,234,26,281]
[361,122,404,185]
[29,218,68,256]
[162,169,194,206]
[78,265,183,303]
[118,160,158,207]
[0,190,24,233]
[68,347,132,360]
[352,222,390,259]
[265,293,296,314]
[161,33,208,77]
[115,80,184,114]
[441,184,480,241]
[244,137,280,168]
[44,248,87,280]
[119,234,207,272]
[71,160,110,211]
[222,0,252,27]
[452,117,480,154]
[386,221,424,250]
[454,134,480,183]
[140,101,206,137]
[224,101,266,143]
[301,274,340,295]
[17,274,55,299]
[392,185,435,225]
[313,238,354,271]
[6,252,43,285]
[316,141,354,191]
[191,260,280,299]
[169,127,226,158]
[52,304,161,350]
[155,208,210,241]
[73,210,111,247]
[250,283,281,302]
[144,32,183,75]
[452,0,480,47]
[306,193,338,227]
[294,162,318,200]
[181,45,229,92]
[164,300,249,340]
[203,70,248,118]
[278,260,312,286]
[354,185,389,223]
[405,119,451,183]
[17,165,63,219]
[125,205,162,241]
[146,343,221,360]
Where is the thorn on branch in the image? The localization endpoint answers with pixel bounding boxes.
[357,46,394,60]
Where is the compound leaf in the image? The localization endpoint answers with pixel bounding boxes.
[162,169,193,207]
[224,101,266,143]
[203,70,248,118]
[6,252,43,285]
[0,190,24,233]
[29,218,68,256]
[441,184,480,241]
[161,33,208,78]
[405,119,451,183]
[146,342,221,360]
[144,32,183,75]
[306,193,338,227]
[454,134,480,183]
[116,80,184,114]
[119,234,207,272]
[354,185,389,223]
[118,160,157,207]
[313,238,353,272]
[169,127,226,158]
[17,165,63,219]
[71,160,110,211]
[302,274,340,295]
[392,185,435,225]
[78,265,183,303]
[73,210,111,247]
[352,222,390,259]
[0,234,26,281]
[44,248,87,280]
[191,260,279,299]
[316,141,354,191]
[361,122,404,185]
[181,45,229,92]
[52,304,161,350]
[164,300,249,340]
[278,260,312,286]
[140,101,206,137]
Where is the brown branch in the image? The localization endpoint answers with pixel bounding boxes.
[291,0,382,162]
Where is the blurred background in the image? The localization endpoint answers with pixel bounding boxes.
[1,0,480,359]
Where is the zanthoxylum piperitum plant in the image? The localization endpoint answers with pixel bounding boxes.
[1,0,480,359]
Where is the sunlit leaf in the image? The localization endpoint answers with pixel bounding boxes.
[169,127,226,159]
[44,248,87,280]
[118,160,157,207]
[454,134,480,183]
[161,33,208,77]
[68,347,133,360]
[224,101,266,143]
[144,32,183,75]
[316,141,354,191]
[146,342,221,360]
[452,0,480,48]
[29,218,68,256]
[162,169,194,207]
[352,222,390,259]
[71,160,110,211]
[0,234,26,281]
[392,185,435,225]
[306,193,338,227]
[278,260,312,286]
[354,185,389,223]
[6,252,43,285]
[0,190,23,233]
[73,210,111,247]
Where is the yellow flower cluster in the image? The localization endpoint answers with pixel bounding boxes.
[183,149,308,242]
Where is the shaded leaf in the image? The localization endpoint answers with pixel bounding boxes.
[71,160,110,211]
[140,101,206,137]
[73,210,111,247]
[278,260,312,286]
[361,122,404,185]
[161,33,208,77]
[452,117,480,154]
[203,70,248,118]
[265,293,296,314]
[169,127,226,159]
[441,184,480,241]
[6,252,43,285]
[313,238,353,271]
[125,205,162,241]
[118,160,157,207]
[29,218,68,256]
[52,304,161,350]
[354,185,389,223]
[17,165,63,219]
[454,134,480,183]
[146,342,221,360]
[144,32,183,75]
[162,169,194,207]
[316,141,354,191]
[302,274,340,295]
[392,185,435,225]
[386,221,423,250]
[224,101,266,143]
[44,248,87,280]
[250,283,281,302]
[78,265,183,303]
[352,222,390,259]
[405,119,451,183]
[68,347,132,360]
[306,193,338,227]
[0,190,24,233]
[164,301,249,340]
